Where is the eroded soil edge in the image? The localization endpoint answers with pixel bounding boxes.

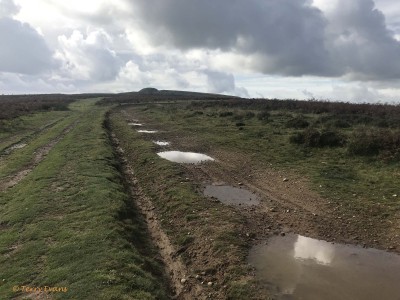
[107,126,205,299]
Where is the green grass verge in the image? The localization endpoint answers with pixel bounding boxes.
[0,100,169,299]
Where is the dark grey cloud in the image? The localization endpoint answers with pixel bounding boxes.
[0,18,55,74]
[133,0,333,76]
[132,0,400,80]
[327,0,400,80]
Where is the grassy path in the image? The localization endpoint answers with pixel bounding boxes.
[0,100,169,299]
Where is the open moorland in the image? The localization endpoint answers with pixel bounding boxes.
[1,91,399,299]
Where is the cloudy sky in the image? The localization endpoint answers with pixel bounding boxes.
[1,0,400,102]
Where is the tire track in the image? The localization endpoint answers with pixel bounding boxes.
[0,120,79,192]
[109,132,206,300]
[1,118,64,157]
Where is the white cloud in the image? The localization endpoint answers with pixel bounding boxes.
[56,29,123,81]
[0,0,399,103]
[0,0,19,17]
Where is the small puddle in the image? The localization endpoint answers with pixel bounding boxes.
[204,185,259,206]
[248,234,400,300]
[137,130,158,133]
[3,143,28,155]
[157,151,214,164]
[11,143,27,150]
[153,141,170,146]
[128,123,143,126]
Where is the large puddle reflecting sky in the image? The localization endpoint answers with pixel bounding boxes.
[157,151,214,163]
[248,234,400,300]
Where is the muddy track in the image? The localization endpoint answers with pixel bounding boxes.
[0,120,79,192]
[180,147,399,252]
[0,118,64,157]
[109,133,206,300]
[131,110,399,253]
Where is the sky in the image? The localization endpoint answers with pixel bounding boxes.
[0,0,400,103]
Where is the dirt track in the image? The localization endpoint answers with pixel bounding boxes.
[131,110,400,254]
[0,121,78,192]
[112,109,400,299]
[110,132,208,299]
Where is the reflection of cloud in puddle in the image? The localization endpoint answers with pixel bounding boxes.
[204,185,259,206]
[137,130,158,133]
[153,141,170,146]
[294,235,335,265]
[249,234,400,299]
[157,151,214,163]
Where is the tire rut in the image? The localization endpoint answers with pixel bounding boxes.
[0,120,79,192]
[110,133,206,300]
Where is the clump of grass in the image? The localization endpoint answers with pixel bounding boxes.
[290,128,346,148]
[347,127,400,161]
[286,115,310,128]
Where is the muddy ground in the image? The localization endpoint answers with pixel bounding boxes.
[112,109,400,299]
[132,112,399,253]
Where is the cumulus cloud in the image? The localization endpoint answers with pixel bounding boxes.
[0,18,55,74]
[326,0,400,80]
[131,0,400,81]
[56,29,124,81]
[0,0,19,18]
[1,0,400,101]
[132,0,332,77]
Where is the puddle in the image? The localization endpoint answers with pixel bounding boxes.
[3,143,27,154]
[10,143,27,150]
[248,234,400,300]
[157,151,214,164]
[153,141,170,146]
[137,130,158,133]
[204,185,259,206]
[128,123,143,126]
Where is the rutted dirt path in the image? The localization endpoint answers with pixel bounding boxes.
[0,118,64,157]
[0,120,79,192]
[131,110,399,253]
[115,108,399,299]
[176,143,400,253]
[110,133,206,300]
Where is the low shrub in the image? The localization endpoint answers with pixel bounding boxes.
[219,111,233,117]
[286,115,309,128]
[290,128,346,148]
[347,128,400,161]
[257,110,270,121]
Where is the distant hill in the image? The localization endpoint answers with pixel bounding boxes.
[99,88,240,105]
[138,87,159,94]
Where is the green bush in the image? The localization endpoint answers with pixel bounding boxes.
[257,110,270,121]
[347,128,400,161]
[347,128,381,156]
[290,128,345,148]
[219,111,233,117]
[286,115,309,128]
